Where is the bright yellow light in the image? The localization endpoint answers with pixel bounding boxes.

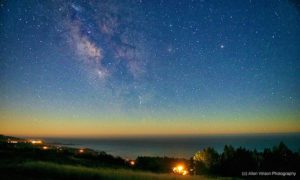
[173,164,188,175]
[177,165,183,172]
[42,146,48,150]
[30,140,43,144]
[79,149,84,153]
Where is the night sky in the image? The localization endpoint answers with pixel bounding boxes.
[1,0,300,136]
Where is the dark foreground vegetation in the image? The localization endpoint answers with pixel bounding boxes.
[191,143,300,177]
[1,135,299,179]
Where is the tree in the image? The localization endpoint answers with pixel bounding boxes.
[220,145,235,176]
[261,142,297,171]
[223,145,235,161]
[193,147,219,174]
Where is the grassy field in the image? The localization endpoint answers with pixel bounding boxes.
[0,161,232,180]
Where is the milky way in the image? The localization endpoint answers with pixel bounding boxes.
[0,0,300,135]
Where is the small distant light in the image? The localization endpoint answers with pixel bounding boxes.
[42,146,48,150]
[79,149,84,153]
[30,140,43,144]
[130,160,135,166]
[220,44,224,49]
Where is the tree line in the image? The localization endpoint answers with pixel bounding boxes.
[191,142,300,177]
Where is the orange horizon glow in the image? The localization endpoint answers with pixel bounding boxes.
[2,129,300,138]
[1,122,300,137]
[1,108,299,137]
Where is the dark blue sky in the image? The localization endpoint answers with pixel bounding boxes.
[0,0,299,136]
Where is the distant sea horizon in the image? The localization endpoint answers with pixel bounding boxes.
[22,133,300,159]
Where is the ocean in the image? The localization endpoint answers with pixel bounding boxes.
[43,133,300,159]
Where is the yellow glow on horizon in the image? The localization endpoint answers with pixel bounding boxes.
[0,109,299,137]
